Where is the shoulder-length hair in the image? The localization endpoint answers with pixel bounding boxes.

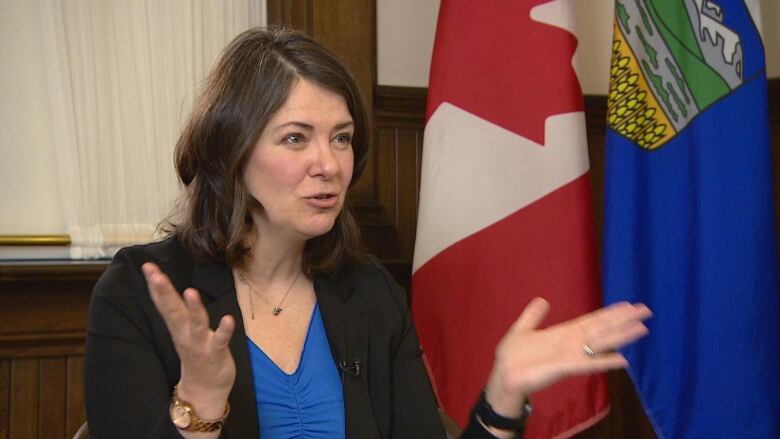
[167,28,368,274]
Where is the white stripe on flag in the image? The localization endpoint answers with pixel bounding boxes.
[413,102,590,272]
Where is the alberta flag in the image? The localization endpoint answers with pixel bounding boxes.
[603,1,780,438]
[412,1,609,437]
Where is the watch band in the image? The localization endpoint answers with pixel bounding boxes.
[169,386,230,432]
[474,390,532,433]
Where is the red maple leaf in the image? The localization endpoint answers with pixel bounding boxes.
[426,0,583,146]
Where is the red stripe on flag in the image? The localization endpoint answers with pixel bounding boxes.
[412,174,608,437]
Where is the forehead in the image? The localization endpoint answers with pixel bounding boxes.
[268,79,352,127]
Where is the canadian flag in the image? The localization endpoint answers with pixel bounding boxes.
[411,1,609,437]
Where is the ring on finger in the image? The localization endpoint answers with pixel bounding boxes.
[582,344,596,357]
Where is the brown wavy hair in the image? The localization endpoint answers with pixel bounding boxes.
[166,28,368,273]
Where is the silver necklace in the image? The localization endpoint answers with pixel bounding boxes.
[238,270,303,319]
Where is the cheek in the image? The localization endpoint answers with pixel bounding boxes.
[341,152,355,185]
[248,153,301,192]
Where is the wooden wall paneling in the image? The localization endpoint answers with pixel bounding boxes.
[770,80,780,256]
[310,0,375,106]
[10,358,38,439]
[266,0,314,34]
[39,357,67,439]
[394,127,422,260]
[374,127,401,259]
[0,279,92,359]
[354,124,397,260]
[65,356,86,438]
[0,264,100,438]
[374,86,428,260]
[267,0,397,257]
[584,95,607,259]
[0,359,9,439]
[311,0,376,203]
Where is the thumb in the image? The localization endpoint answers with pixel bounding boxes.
[510,297,550,332]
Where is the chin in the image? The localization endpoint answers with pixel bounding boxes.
[301,219,338,239]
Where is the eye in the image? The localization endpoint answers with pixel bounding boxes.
[332,133,353,149]
[282,133,306,146]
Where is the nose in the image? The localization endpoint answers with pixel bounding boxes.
[309,138,339,180]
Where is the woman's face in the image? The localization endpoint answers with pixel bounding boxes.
[244,78,355,242]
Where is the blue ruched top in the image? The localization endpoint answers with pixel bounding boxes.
[247,304,345,438]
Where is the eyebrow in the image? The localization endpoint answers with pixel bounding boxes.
[274,121,354,131]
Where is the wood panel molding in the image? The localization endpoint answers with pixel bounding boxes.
[377,78,780,131]
[0,262,107,282]
[0,262,101,360]
[374,85,427,128]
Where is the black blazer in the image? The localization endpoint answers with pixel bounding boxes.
[84,237,458,438]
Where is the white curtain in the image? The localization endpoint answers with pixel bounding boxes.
[39,0,266,258]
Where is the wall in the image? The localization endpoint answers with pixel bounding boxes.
[377,0,780,90]
[0,0,65,234]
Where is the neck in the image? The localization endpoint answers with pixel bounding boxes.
[241,229,306,283]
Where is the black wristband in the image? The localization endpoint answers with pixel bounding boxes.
[473,390,531,434]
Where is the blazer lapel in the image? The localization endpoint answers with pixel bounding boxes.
[316,271,380,439]
[192,262,259,439]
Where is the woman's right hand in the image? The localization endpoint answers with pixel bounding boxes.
[142,262,236,423]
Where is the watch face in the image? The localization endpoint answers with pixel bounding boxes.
[170,402,192,428]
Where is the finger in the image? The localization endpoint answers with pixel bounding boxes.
[183,288,210,340]
[589,321,649,352]
[212,315,235,348]
[575,301,630,332]
[578,302,652,337]
[511,297,550,332]
[143,263,187,326]
[578,353,629,374]
[606,302,652,323]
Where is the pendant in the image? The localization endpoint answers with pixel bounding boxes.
[273,307,283,316]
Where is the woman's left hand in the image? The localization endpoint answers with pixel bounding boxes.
[484,298,652,421]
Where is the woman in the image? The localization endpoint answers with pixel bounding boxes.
[84,28,651,439]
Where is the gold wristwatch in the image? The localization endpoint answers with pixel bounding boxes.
[169,386,230,432]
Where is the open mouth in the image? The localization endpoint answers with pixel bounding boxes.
[304,192,340,208]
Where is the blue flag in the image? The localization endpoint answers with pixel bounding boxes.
[603,1,780,438]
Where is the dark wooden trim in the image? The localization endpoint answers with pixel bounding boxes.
[0,333,85,359]
[374,85,427,128]
[769,78,779,124]
[0,262,107,282]
[375,79,780,129]
[584,95,608,127]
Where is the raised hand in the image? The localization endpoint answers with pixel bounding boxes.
[142,262,236,421]
[484,298,652,419]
